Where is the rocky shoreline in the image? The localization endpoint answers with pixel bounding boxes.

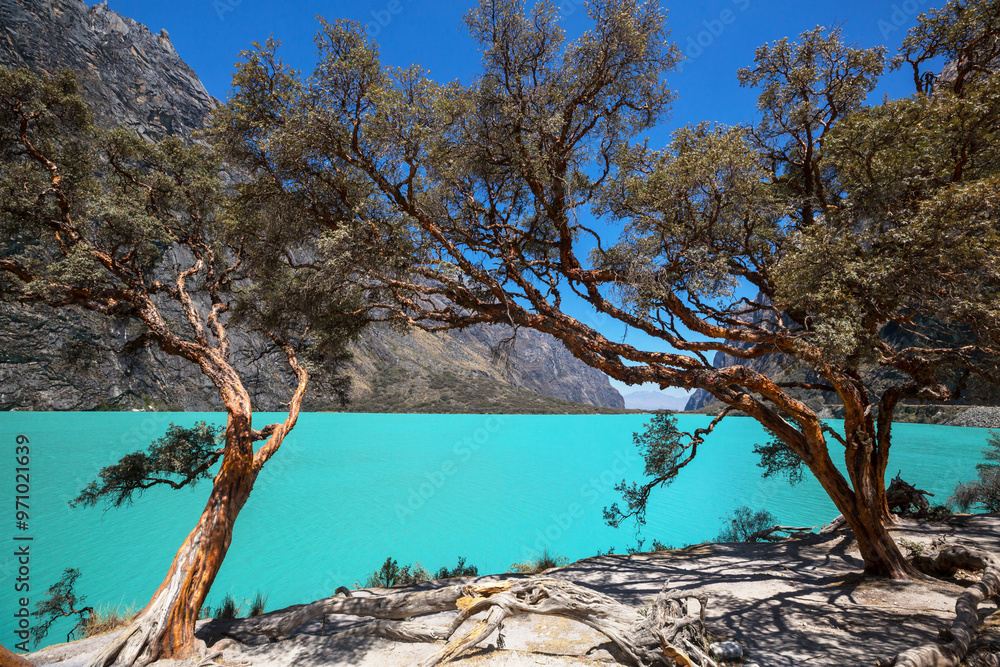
[946,406,1000,429]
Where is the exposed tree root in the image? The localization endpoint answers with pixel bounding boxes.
[887,473,934,518]
[231,577,721,666]
[882,545,1000,667]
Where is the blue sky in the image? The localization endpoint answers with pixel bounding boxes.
[96,0,931,117]
[91,0,938,397]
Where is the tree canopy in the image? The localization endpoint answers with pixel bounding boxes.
[0,64,405,665]
[216,0,1000,578]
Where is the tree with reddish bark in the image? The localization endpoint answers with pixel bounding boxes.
[0,68,397,665]
[218,0,1000,581]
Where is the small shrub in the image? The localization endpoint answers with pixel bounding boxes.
[248,592,268,617]
[716,505,777,543]
[81,603,136,638]
[897,539,926,559]
[651,539,674,551]
[363,556,479,588]
[436,556,478,579]
[399,562,431,585]
[365,557,402,588]
[214,593,240,620]
[626,539,646,554]
[950,432,1000,512]
[509,549,569,574]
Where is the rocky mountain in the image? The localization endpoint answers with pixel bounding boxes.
[0,0,215,138]
[0,0,624,413]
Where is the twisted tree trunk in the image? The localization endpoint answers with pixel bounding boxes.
[806,397,918,580]
[89,342,308,667]
[88,415,259,667]
[804,450,916,579]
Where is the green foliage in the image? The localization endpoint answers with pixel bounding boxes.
[623,537,674,554]
[362,555,478,588]
[596,122,782,308]
[716,506,778,543]
[0,63,380,414]
[896,0,1000,94]
[651,539,674,551]
[604,413,708,531]
[200,0,1000,577]
[897,538,928,559]
[197,593,265,620]
[0,68,227,304]
[738,26,885,227]
[950,431,1000,512]
[753,435,805,485]
[71,422,224,509]
[435,556,478,579]
[365,557,402,588]
[397,563,431,585]
[30,568,93,645]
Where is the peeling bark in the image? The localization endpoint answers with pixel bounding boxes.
[87,430,258,667]
[88,344,308,667]
[1,643,34,667]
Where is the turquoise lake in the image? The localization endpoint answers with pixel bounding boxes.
[0,412,994,650]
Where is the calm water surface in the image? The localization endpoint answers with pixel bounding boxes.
[0,412,992,649]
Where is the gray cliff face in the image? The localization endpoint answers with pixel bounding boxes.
[0,0,216,137]
[0,0,624,412]
[344,323,624,410]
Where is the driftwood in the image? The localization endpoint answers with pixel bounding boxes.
[232,577,722,666]
[747,524,817,542]
[882,545,1000,667]
[887,472,934,518]
[819,515,848,533]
